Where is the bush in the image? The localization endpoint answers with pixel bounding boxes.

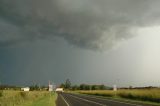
[0,91,3,97]
[20,92,28,98]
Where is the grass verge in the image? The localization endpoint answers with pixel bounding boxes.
[0,90,57,106]
[29,92,57,106]
[71,89,160,106]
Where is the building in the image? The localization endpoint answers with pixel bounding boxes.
[21,87,30,91]
[55,88,64,92]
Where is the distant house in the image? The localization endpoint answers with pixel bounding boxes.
[21,87,30,91]
[55,88,64,92]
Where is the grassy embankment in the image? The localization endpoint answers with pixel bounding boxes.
[0,90,57,106]
[74,89,160,105]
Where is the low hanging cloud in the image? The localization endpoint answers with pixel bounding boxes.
[0,0,160,50]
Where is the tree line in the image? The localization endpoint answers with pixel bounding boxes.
[0,84,48,91]
[60,79,111,90]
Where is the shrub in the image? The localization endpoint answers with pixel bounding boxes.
[0,90,3,97]
[20,92,28,98]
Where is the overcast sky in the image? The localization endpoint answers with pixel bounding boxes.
[0,0,160,87]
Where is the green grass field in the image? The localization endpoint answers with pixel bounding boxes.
[73,88,160,105]
[0,90,57,106]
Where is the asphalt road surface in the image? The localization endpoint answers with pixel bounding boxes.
[56,92,155,106]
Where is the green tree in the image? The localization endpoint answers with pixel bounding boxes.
[30,84,39,91]
[99,84,106,90]
[80,84,85,90]
[60,83,65,88]
[72,85,79,90]
[65,79,71,89]
[91,85,96,90]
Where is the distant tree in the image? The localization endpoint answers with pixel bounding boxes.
[80,84,85,90]
[30,84,39,91]
[0,85,20,90]
[41,85,48,91]
[63,82,108,91]
[72,85,79,90]
[99,84,106,90]
[79,84,91,90]
[84,85,90,90]
[65,79,71,89]
[91,85,96,90]
[60,83,65,88]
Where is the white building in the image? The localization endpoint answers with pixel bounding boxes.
[21,87,30,91]
[55,88,64,92]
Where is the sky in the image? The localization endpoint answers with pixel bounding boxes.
[0,0,160,87]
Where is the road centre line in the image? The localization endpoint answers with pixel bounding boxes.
[68,93,107,106]
[74,93,142,106]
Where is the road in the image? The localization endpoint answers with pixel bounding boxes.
[56,92,155,106]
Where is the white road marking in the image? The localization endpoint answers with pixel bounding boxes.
[68,94,107,106]
[75,94,142,106]
[60,94,70,106]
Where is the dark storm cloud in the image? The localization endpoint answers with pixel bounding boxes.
[0,0,160,50]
